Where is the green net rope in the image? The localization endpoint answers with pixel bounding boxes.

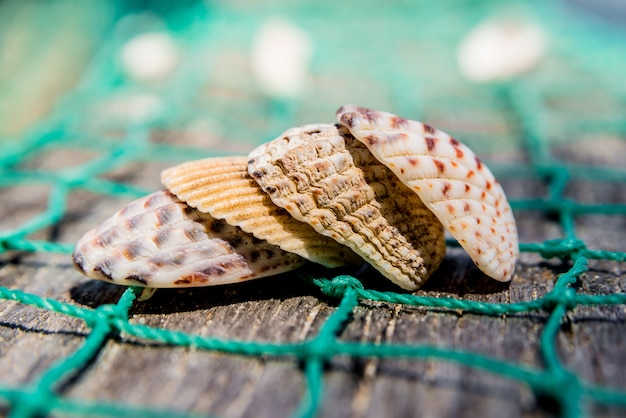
[1,0,626,417]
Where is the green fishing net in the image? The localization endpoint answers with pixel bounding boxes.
[1,0,625,417]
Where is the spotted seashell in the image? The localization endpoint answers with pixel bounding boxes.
[161,156,362,267]
[74,105,518,292]
[247,123,446,290]
[72,190,304,288]
[337,105,518,282]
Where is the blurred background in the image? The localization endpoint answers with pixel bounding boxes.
[1,0,624,157]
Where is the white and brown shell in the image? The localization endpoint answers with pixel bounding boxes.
[72,190,304,288]
[247,123,446,290]
[337,105,518,281]
[73,105,518,290]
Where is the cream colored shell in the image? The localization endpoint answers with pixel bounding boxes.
[247,123,446,290]
[337,105,518,281]
[72,190,304,287]
[161,156,362,267]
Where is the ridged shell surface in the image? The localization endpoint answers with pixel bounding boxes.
[337,105,518,281]
[161,156,362,267]
[247,123,446,290]
[72,190,304,287]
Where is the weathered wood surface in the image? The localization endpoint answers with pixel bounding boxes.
[1,138,625,418]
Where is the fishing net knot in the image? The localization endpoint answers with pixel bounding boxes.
[86,304,129,331]
[539,238,586,260]
[544,287,579,311]
[534,369,580,397]
[12,390,55,416]
[315,275,364,298]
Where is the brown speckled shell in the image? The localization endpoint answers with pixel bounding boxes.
[247,123,446,290]
[72,190,304,287]
[337,104,518,281]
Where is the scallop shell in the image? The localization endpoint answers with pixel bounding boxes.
[161,156,362,267]
[337,105,518,281]
[72,190,304,288]
[247,123,446,290]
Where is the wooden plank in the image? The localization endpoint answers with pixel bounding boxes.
[0,179,624,418]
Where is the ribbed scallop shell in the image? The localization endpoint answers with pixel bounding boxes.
[337,104,518,281]
[247,123,446,290]
[161,156,362,268]
[72,190,304,288]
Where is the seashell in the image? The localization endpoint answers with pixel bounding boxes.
[74,105,518,292]
[120,32,180,82]
[72,190,304,288]
[457,15,546,83]
[247,123,446,290]
[337,105,518,282]
[251,17,313,98]
[161,156,362,267]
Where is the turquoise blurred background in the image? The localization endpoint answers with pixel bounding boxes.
[0,0,624,158]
